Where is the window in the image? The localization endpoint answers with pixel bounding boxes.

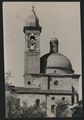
[62,97,65,100]
[28,81,31,85]
[51,97,55,100]
[51,105,55,113]
[61,97,68,106]
[30,35,35,40]
[35,99,40,107]
[54,80,58,86]
[30,35,36,50]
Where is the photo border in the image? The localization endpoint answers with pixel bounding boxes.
[0,0,83,120]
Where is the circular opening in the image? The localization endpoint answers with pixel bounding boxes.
[62,97,65,100]
[28,81,31,85]
[54,80,58,86]
[51,97,55,100]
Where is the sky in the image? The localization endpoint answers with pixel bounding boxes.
[3,2,82,99]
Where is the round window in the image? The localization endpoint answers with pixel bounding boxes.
[28,81,31,85]
[51,97,55,100]
[54,80,58,86]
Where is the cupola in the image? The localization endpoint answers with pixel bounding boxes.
[26,5,40,27]
[40,37,74,74]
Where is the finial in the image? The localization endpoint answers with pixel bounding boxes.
[32,3,35,12]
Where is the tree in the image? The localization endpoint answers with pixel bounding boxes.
[5,71,14,118]
[19,104,46,118]
[6,97,46,118]
[5,71,13,90]
[6,94,20,118]
[56,98,71,117]
[72,100,82,117]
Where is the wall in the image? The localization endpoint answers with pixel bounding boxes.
[24,75,79,93]
[24,75,48,89]
[47,95,71,117]
[17,94,46,107]
[46,68,71,74]
[15,93,72,117]
[72,78,79,93]
[50,76,73,91]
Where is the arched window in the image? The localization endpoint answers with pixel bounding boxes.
[35,99,40,107]
[30,35,36,50]
[51,105,55,113]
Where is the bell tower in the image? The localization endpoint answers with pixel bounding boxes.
[23,5,42,87]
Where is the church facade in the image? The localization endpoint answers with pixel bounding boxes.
[9,6,80,117]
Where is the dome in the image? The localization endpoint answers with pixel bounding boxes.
[47,53,72,69]
[40,53,74,74]
[26,6,39,27]
[40,37,74,74]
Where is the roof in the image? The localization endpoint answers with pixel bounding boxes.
[24,73,80,78]
[40,53,74,74]
[26,6,39,27]
[11,87,72,95]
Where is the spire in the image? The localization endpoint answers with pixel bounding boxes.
[32,4,35,13]
[25,3,41,28]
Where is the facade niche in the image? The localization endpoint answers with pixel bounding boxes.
[35,99,40,107]
[51,105,55,113]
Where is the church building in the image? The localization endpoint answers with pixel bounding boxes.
[9,6,80,117]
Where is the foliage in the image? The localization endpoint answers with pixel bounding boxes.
[5,71,14,91]
[6,94,20,118]
[56,104,69,117]
[56,99,83,117]
[19,104,46,118]
[56,98,70,117]
[5,71,13,82]
[72,100,82,117]
[6,95,46,118]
